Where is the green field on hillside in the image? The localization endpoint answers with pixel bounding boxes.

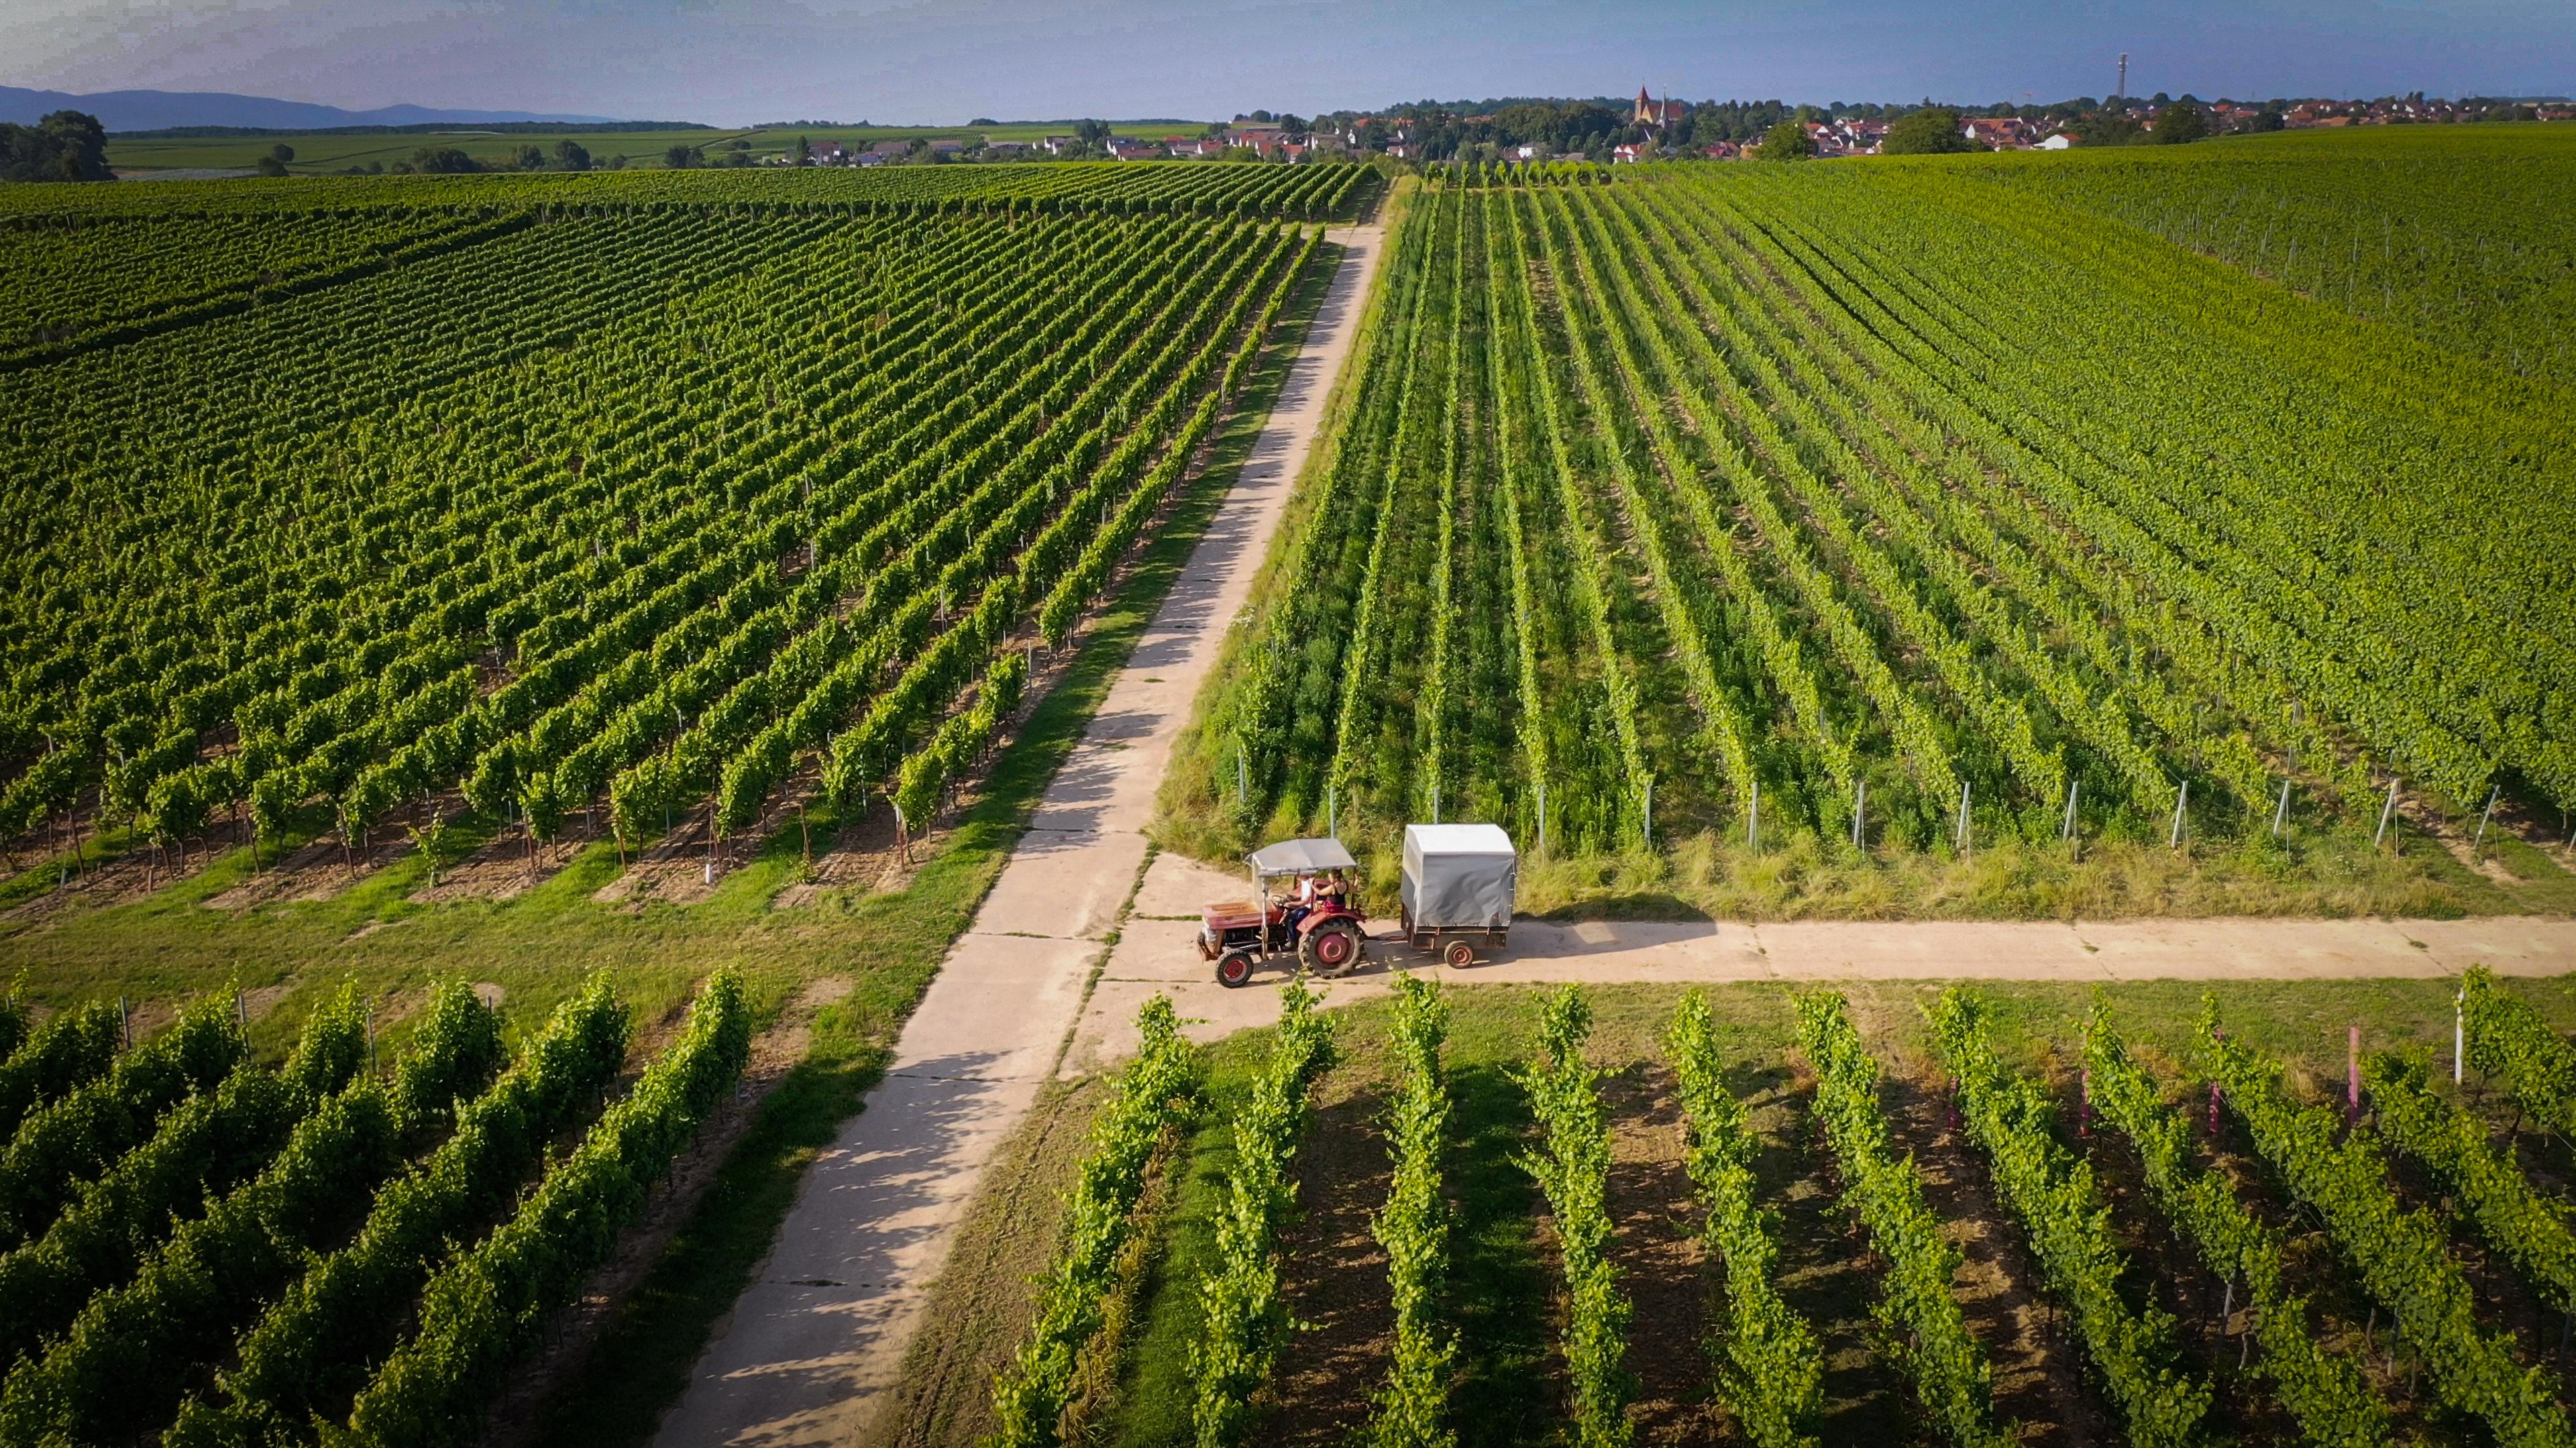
[1955,124,2576,380]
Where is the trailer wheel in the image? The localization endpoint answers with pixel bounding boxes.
[1216,950,1256,988]
[1444,940,1477,968]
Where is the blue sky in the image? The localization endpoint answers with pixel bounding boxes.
[5,0,2569,125]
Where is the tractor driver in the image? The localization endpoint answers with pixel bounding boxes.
[1282,871,1320,931]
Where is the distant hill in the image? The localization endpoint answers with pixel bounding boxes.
[0,86,627,131]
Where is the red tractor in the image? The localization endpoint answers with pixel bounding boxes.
[1199,837,1368,987]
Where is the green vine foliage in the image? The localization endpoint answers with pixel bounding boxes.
[2463,966,2576,1141]
[1191,980,1335,1448]
[0,983,507,1446]
[174,977,631,1448]
[385,981,511,1146]
[989,993,1198,1448]
[1794,990,2010,1448]
[1517,986,1633,1448]
[2200,1001,2565,1448]
[343,968,752,1447]
[1931,990,2209,1447]
[2082,1003,2393,1448]
[2367,1048,2576,1315]
[1666,991,1822,1448]
[0,1000,123,1141]
[0,985,364,1369]
[1368,974,1457,1448]
[0,996,245,1250]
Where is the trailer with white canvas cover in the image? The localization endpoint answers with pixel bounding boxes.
[1397,822,1517,966]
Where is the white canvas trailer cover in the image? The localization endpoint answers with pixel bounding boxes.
[1399,823,1516,931]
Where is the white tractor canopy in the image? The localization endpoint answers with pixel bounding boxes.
[1400,823,1517,930]
[1247,837,1358,879]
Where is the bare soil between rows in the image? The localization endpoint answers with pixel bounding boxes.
[1230,1051,2576,1447]
[478,974,853,1448]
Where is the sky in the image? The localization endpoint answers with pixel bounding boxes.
[4,0,2570,126]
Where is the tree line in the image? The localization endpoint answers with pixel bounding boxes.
[0,112,110,183]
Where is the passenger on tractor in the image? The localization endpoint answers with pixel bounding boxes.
[1315,870,1350,911]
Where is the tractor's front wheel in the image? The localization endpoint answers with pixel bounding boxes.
[1300,920,1362,975]
[1216,949,1257,988]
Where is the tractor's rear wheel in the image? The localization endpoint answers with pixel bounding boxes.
[1216,949,1257,988]
[1300,920,1362,974]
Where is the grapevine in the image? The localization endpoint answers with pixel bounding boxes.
[1931,990,2209,1446]
[1666,991,1821,1448]
[1516,986,1633,1448]
[1368,974,1457,1448]
[987,994,1197,1448]
[1794,989,2010,1448]
[1191,981,1335,1448]
[2200,1001,2565,1448]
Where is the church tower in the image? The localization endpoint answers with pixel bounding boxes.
[1634,87,1656,125]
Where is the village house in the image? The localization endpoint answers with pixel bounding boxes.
[1962,117,2035,148]
[1106,137,1162,160]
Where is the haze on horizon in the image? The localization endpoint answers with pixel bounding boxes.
[4,0,2569,128]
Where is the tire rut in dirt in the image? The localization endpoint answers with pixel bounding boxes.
[1599,1063,1716,1445]
[1764,1062,1913,1443]
[1263,1082,1395,1447]
[1882,1071,2115,1445]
